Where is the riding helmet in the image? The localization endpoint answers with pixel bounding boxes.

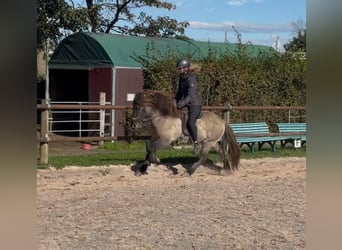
[176,59,190,68]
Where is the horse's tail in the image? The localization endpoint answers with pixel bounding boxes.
[221,124,241,171]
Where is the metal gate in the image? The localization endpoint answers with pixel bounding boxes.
[48,101,111,137]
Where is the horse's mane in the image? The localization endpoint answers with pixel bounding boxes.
[134,90,180,118]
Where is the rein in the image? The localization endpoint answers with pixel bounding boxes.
[133,106,168,126]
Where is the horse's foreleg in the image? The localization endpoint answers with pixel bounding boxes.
[134,140,158,176]
[136,130,177,176]
[145,140,161,164]
[134,163,149,177]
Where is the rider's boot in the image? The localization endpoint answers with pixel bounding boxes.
[193,141,201,154]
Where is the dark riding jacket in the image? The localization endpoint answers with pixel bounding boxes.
[175,72,202,108]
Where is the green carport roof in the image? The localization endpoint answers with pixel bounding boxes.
[49,32,274,69]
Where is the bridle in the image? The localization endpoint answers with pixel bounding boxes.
[132,104,156,128]
[132,104,164,127]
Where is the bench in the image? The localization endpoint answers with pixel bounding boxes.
[229,122,279,153]
[276,123,306,148]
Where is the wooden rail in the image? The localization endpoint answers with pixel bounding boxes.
[37,104,306,111]
[37,103,306,164]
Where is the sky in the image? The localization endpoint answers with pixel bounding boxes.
[76,0,306,51]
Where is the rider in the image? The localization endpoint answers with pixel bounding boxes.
[175,59,203,153]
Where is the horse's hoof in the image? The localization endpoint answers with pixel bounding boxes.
[219,169,233,176]
[150,158,160,164]
[135,171,148,177]
[134,171,142,177]
[171,168,178,175]
[166,166,178,175]
[187,166,198,176]
[181,170,191,177]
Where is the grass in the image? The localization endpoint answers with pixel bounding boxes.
[37,141,306,169]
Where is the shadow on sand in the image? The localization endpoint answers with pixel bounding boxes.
[130,156,233,176]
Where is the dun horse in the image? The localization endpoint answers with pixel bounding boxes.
[132,90,240,176]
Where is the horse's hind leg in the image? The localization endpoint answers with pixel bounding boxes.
[187,154,208,175]
[183,144,209,176]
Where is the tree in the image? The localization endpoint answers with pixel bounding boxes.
[283,22,306,53]
[36,0,188,80]
[283,29,306,52]
[37,0,189,49]
[37,0,89,49]
[128,13,189,38]
[83,0,189,37]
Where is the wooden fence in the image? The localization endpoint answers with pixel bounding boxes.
[37,101,305,164]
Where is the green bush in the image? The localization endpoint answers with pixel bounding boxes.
[134,40,306,127]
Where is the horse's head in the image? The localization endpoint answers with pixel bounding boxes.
[132,90,181,128]
[132,105,151,128]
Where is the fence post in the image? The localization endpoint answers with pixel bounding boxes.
[223,102,232,123]
[288,110,291,123]
[99,92,106,146]
[40,99,49,164]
